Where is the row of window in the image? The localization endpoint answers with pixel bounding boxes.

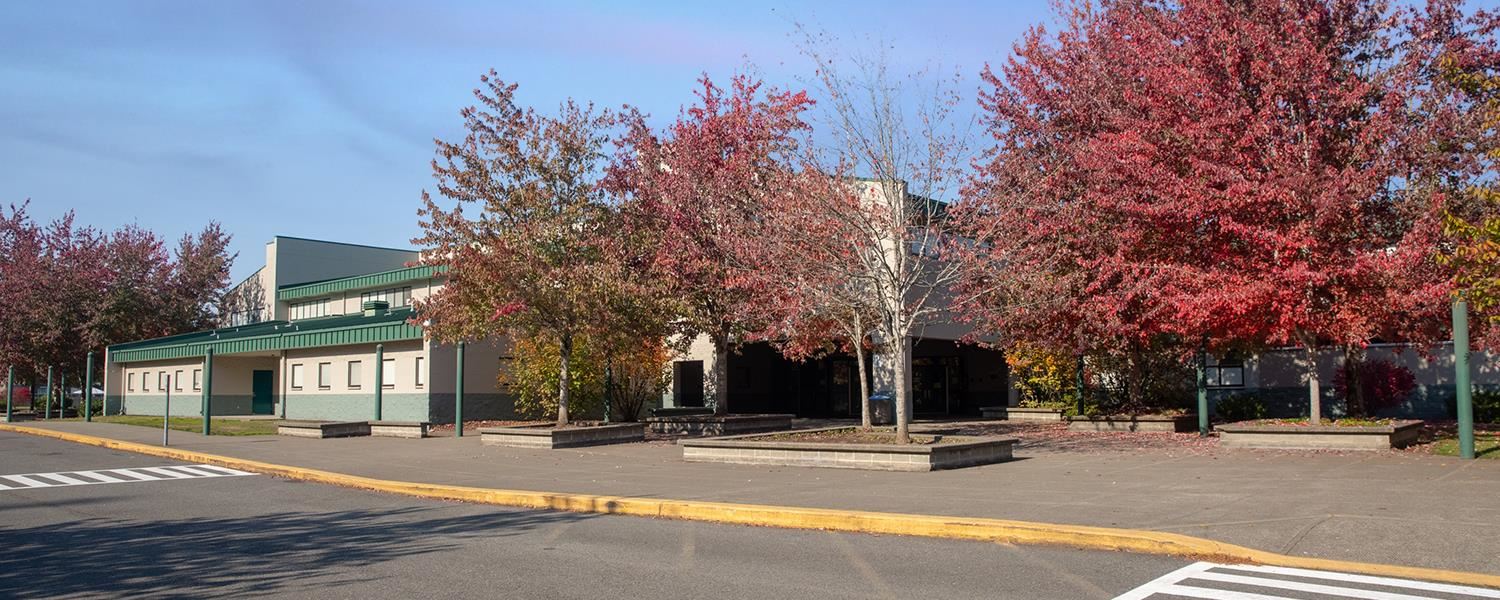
[287,287,414,321]
[288,357,425,391]
[126,369,201,393]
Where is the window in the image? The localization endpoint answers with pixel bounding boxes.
[289,298,331,320]
[127,373,136,392]
[175,370,184,391]
[290,364,305,390]
[414,357,425,388]
[158,372,166,391]
[381,358,396,388]
[1205,360,1245,389]
[141,372,149,392]
[360,287,413,308]
[192,369,202,391]
[317,362,332,389]
[347,361,362,389]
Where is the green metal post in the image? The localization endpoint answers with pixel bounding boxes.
[1074,355,1086,416]
[59,371,66,419]
[373,344,384,422]
[201,348,214,436]
[45,366,53,420]
[1455,299,1475,460]
[84,352,94,422]
[1197,344,1209,437]
[5,366,13,422]
[454,342,465,437]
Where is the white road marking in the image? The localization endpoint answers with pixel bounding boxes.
[0,465,255,491]
[1116,562,1500,600]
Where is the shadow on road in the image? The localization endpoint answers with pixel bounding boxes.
[0,503,592,598]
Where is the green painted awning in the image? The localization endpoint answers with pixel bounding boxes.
[108,308,424,363]
[276,265,446,301]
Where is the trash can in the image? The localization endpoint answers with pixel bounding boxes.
[869,393,895,426]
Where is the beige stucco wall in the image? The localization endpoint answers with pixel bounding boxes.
[283,340,426,396]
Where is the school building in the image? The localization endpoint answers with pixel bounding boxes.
[102,236,511,422]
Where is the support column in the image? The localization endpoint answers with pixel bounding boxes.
[1455,298,1475,460]
[5,366,13,422]
[45,366,53,420]
[58,371,66,419]
[84,352,94,422]
[201,348,214,436]
[454,341,465,437]
[373,344,384,421]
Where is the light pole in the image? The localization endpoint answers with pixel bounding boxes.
[1455,298,1475,460]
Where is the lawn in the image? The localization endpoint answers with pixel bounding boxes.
[64,415,278,436]
[1430,434,1500,459]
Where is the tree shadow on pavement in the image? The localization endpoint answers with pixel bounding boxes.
[0,503,592,598]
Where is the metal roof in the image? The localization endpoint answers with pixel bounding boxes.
[107,308,424,363]
[276,265,446,301]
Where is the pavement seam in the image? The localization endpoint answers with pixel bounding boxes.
[5,422,1498,590]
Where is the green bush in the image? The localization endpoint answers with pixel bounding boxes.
[1213,393,1267,423]
[1476,389,1500,424]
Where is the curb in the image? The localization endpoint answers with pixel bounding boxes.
[5,422,1498,589]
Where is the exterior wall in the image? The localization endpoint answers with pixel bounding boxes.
[119,357,213,416]
[103,350,124,414]
[267,237,418,320]
[427,337,515,423]
[116,355,278,417]
[1206,343,1500,419]
[281,340,428,422]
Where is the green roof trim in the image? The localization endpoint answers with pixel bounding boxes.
[276,265,446,301]
[108,309,424,363]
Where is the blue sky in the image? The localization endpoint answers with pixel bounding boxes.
[1,1,1491,283]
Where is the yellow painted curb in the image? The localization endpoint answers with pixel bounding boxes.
[5,422,1498,589]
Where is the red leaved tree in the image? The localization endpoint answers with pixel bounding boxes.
[415,71,626,428]
[608,75,813,416]
[956,0,1495,423]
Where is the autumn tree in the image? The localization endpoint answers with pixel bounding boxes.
[608,75,812,416]
[793,28,976,442]
[415,71,626,427]
[1444,56,1500,349]
[958,0,1496,423]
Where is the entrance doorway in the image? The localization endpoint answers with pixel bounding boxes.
[252,370,274,415]
[674,361,704,407]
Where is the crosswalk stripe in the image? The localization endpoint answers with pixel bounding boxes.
[166,465,224,477]
[1116,562,1500,600]
[34,473,90,486]
[72,471,126,483]
[139,467,193,479]
[107,469,159,481]
[0,464,255,491]
[1,475,49,488]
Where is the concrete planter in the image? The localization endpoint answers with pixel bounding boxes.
[980,406,1067,422]
[680,427,1017,472]
[650,407,715,418]
[369,421,430,439]
[1067,414,1196,433]
[646,413,794,436]
[479,422,646,449]
[276,420,370,439]
[1217,420,1423,451]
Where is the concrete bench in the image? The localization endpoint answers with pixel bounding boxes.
[276,420,370,439]
[369,421,430,439]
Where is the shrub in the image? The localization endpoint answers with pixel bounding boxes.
[504,334,670,422]
[1475,389,1500,424]
[1332,356,1415,417]
[1087,337,1194,414]
[1007,343,1077,408]
[1213,393,1267,423]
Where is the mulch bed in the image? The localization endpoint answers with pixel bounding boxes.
[427,420,542,435]
[751,428,955,446]
[917,422,1218,455]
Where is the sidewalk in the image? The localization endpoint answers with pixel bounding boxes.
[9,420,1499,575]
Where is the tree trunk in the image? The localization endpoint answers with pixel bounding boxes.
[557,334,572,428]
[853,321,872,429]
[893,335,912,443]
[1303,337,1321,425]
[1343,345,1365,418]
[710,334,730,416]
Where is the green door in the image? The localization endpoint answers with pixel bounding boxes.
[252,370,274,415]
